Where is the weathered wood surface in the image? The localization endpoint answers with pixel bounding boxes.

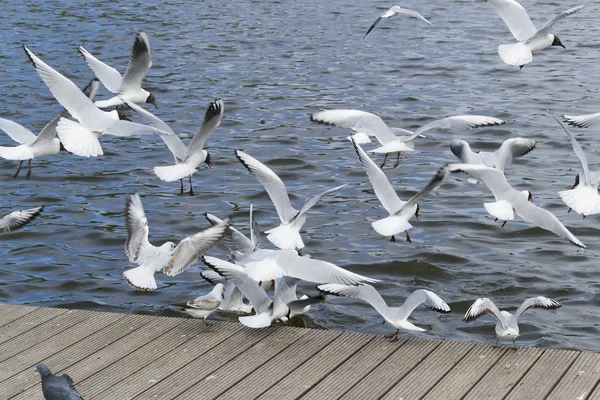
[1,304,599,400]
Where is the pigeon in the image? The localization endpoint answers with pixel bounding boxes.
[36,363,85,400]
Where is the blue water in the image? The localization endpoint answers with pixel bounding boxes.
[0,0,599,351]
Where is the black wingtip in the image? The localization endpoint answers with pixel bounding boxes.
[234,149,254,175]
[22,45,36,67]
[203,99,223,125]
[316,287,343,297]
[428,305,451,314]
[199,271,218,286]
[131,31,150,61]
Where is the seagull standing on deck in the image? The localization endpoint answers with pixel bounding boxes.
[364,6,433,38]
[483,0,583,68]
[463,297,561,348]
[79,31,157,108]
[183,284,225,328]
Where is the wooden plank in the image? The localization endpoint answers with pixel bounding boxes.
[463,346,544,400]
[124,326,277,400]
[423,343,508,400]
[0,307,68,345]
[217,329,343,400]
[507,349,580,399]
[0,304,39,327]
[0,310,122,381]
[177,326,310,400]
[342,338,442,400]
[10,314,183,400]
[300,336,404,400]
[547,352,600,400]
[83,320,243,399]
[381,340,476,399]
[2,313,154,399]
[0,310,92,363]
[256,331,373,400]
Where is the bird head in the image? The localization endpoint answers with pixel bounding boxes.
[552,36,565,49]
[522,190,533,202]
[571,174,580,189]
[205,152,213,168]
[146,93,158,108]
[414,204,421,219]
[36,364,53,378]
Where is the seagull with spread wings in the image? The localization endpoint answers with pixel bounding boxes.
[364,6,432,39]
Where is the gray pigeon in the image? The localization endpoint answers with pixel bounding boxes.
[36,364,85,400]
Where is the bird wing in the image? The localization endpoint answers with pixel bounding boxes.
[513,198,585,248]
[350,138,403,215]
[0,206,43,233]
[43,375,85,400]
[415,115,505,135]
[186,298,220,310]
[398,166,449,213]
[185,99,224,158]
[199,269,226,285]
[274,276,301,305]
[124,194,152,263]
[549,112,590,186]
[235,150,297,222]
[205,212,255,255]
[448,163,515,200]
[120,31,153,92]
[311,109,397,144]
[564,112,600,129]
[450,139,482,165]
[203,256,272,313]
[531,5,584,39]
[483,0,538,41]
[514,296,561,320]
[463,298,506,328]
[397,289,451,320]
[318,283,391,320]
[163,219,229,276]
[78,46,123,94]
[491,137,536,171]
[250,202,261,250]
[0,118,37,144]
[297,184,347,217]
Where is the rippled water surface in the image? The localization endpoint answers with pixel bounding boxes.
[1,0,599,351]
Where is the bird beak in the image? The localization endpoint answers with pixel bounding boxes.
[560,43,566,49]
[206,158,213,168]
[151,100,158,109]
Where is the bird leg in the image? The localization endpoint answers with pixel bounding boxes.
[388,329,400,342]
[512,339,517,350]
[203,318,208,330]
[390,235,396,242]
[583,215,587,220]
[494,337,499,348]
[379,154,388,169]
[26,159,32,180]
[180,179,184,194]
[494,218,498,222]
[189,176,194,196]
[405,231,412,243]
[568,208,572,213]
[392,153,401,169]
[12,160,23,179]
[501,221,507,228]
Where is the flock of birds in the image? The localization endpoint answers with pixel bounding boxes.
[1,0,598,398]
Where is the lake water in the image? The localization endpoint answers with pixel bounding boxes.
[0,0,599,351]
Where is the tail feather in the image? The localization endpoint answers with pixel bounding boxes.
[154,162,195,182]
[265,222,305,250]
[498,43,533,67]
[56,118,103,157]
[371,216,412,237]
[239,313,272,328]
[484,200,514,221]
[559,186,600,216]
[123,266,157,291]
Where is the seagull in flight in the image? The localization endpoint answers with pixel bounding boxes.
[448,163,585,248]
[564,111,600,129]
[483,0,584,68]
[311,109,504,168]
[463,296,561,348]
[364,6,432,38]
[79,31,157,108]
[0,206,43,233]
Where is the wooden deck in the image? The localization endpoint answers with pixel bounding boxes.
[1,304,599,400]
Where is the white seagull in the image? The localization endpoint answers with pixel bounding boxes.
[235,149,346,250]
[351,137,448,243]
[127,99,223,195]
[450,137,536,182]
[364,6,433,38]
[548,113,600,217]
[318,283,450,341]
[182,283,225,328]
[564,111,600,129]
[123,193,229,291]
[0,79,99,179]
[483,0,583,68]
[448,163,585,248]
[199,270,253,314]
[311,109,505,168]
[463,296,561,348]
[0,206,43,233]
[23,46,171,158]
[79,31,157,108]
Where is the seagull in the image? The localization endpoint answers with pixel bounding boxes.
[205,202,260,258]
[36,363,85,400]
[127,99,223,195]
[23,46,171,157]
[182,283,225,328]
[235,149,346,250]
[122,193,229,291]
[351,138,448,243]
[463,296,561,348]
[364,6,432,38]
[449,137,536,182]
[564,111,600,129]
[311,109,505,168]
[0,206,43,233]
[79,31,157,108]
[548,113,600,217]
[483,0,584,68]
[318,284,450,341]
[204,258,324,328]
[0,79,99,179]
[199,270,253,313]
[448,163,586,248]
